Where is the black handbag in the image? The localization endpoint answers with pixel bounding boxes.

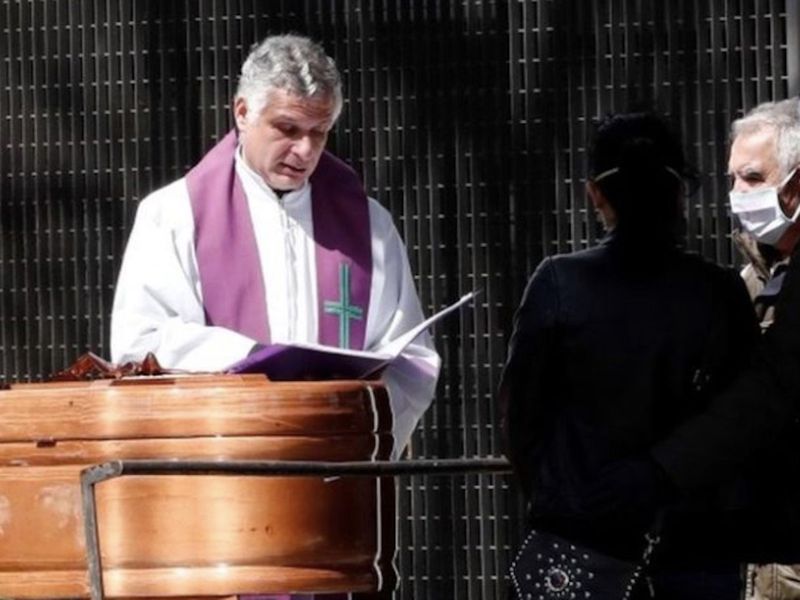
[509,524,661,600]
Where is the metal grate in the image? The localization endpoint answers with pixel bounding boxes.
[1,1,796,598]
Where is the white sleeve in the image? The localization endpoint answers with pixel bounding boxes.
[110,180,256,371]
[366,201,441,457]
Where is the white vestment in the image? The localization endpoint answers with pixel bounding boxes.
[111,150,440,455]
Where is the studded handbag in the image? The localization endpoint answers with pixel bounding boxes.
[509,523,662,600]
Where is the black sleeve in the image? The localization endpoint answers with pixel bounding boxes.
[498,257,559,498]
[652,256,800,491]
[707,268,761,391]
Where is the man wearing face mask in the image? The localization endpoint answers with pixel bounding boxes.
[729,100,800,333]
[726,99,800,599]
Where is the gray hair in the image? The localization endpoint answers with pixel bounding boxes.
[731,97,800,178]
[236,34,342,123]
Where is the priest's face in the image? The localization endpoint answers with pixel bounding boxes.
[234,88,336,191]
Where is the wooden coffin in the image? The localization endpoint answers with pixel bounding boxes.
[0,374,394,598]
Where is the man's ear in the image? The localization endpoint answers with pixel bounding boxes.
[780,168,800,217]
[233,97,249,130]
[788,169,800,202]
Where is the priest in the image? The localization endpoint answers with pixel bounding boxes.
[110,34,441,598]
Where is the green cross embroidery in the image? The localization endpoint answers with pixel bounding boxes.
[324,263,364,348]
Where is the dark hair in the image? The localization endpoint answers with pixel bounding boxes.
[590,112,692,244]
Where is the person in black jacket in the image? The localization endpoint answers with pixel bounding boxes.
[500,112,760,599]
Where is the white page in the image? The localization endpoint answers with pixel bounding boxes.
[378,290,478,358]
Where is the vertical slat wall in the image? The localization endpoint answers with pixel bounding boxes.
[0,1,794,598]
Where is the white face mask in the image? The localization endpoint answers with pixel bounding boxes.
[729,169,800,246]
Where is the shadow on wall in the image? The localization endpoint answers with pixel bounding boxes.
[0,47,107,380]
[366,4,515,456]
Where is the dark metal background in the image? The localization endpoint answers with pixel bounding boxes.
[1,1,796,598]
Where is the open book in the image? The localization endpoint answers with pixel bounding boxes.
[227,291,477,381]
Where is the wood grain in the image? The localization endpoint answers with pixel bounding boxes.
[0,377,394,598]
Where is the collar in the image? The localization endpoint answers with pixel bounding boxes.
[758,265,788,300]
[732,229,789,282]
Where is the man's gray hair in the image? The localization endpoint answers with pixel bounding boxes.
[236,34,342,123]
[732,97,800,178]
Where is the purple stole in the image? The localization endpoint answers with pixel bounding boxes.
[186,130,372,350]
